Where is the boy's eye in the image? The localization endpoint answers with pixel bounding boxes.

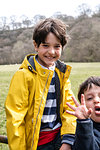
[55,45,61,49]
[42,44,49,48]
[87,97,93,101]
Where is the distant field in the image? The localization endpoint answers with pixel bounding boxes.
[68,62,100,97]
[0,62,100,149]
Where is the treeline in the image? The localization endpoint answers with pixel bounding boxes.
[0,3,100,31]
[0,3,100,64]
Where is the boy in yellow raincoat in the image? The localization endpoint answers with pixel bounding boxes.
[5,18,76,150]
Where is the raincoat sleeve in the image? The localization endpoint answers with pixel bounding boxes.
[61,78,76,136]
[5,70,29,150]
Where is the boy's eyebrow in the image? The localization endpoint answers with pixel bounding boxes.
[42,42,61,45]
[41,42,47,44]
[86,93,93,96]
[42,42,48,44]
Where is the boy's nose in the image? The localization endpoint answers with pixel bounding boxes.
[48,48,55,55]
[94,97,100,103]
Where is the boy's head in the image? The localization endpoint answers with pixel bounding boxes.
[33,18,69,68]
[78,76,100,122]
[78,76,100,102]
[33,18,68,48]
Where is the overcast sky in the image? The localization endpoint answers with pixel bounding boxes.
[0,0,100,19]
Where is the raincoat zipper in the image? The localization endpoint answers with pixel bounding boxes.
[31,72,51,150]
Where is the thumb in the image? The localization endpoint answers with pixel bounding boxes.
[88,108,93,118]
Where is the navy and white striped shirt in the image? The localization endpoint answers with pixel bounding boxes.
[41,72,61,131]
[35,58,61,131]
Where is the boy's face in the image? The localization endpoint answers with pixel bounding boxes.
[84,84,100,122]
[34,32,62,68]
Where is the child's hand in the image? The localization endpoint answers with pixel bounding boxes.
[66,95,92,119]
[60,143,71,150]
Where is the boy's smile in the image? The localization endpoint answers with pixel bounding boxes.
[34,32,62,68]
[84,84,100,122]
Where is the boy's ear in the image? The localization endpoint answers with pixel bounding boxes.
[33,40,38,52]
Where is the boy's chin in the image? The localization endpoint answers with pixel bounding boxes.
[47,62,55,67]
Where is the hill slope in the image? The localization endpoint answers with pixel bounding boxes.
[0,15,100,64]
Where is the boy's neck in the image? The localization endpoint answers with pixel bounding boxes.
[35,56,55,71]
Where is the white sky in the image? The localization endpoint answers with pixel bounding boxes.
[0,0,100,19]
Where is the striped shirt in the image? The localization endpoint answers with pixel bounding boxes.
[35,58,61,131]
[41,72,61,131]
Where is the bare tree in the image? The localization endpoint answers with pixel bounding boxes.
[0,16,7,30]
[22,19,32,28]
[77,3,92,17]
[33,14,46,25]
[93,4,100,17]
[10,15,17,30]
[20,15,29,28]
[14,22,22,29]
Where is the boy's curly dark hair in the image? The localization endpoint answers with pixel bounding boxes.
[78,76,100,102]
[33,18,69,48]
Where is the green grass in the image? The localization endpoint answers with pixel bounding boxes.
[68,62,100,98]
[0,62,100,149]
[0,64,20,150]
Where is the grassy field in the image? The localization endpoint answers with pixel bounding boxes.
[0,62,100,149]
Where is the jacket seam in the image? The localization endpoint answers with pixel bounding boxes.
[31,72,51,150]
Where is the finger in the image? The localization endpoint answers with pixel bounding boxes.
[66,102,76,111]
[88,108,93,117]
[72,96,80,107]
[81,94,86,106]
[66,110,76,116]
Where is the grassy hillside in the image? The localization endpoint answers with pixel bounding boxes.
[0,15,100,64]
[0,62,100,149]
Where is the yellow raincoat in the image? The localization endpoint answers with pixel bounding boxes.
[5,54,76,150]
